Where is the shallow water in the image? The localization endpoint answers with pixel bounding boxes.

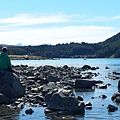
[3,58,120,120]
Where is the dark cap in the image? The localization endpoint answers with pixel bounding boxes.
[2,47,8,52]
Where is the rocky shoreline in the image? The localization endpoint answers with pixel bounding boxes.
[0,64,120,119]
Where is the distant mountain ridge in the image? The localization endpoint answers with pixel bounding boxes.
[17,43,22,46]
[4,32,120,58]
[103,32,120,43]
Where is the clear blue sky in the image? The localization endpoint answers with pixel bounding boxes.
[0,0,120,45]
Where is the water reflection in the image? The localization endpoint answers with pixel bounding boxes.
[75,88,95,92]
[0,105,19,120]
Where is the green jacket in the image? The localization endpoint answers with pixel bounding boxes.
[0,52,12,70]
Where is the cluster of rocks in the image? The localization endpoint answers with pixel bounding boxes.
[0,64,120,117]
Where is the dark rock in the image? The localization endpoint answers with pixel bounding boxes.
[99,94,107,99]
[85,102,92,109]
[91,97,94,99]
[40,79,49,86]
[105,66,110,69]
[45,88,85,115]
[75,79,103,89]
[118,80,120,89]
[0,70,25,99]
[25,108,34,114]
[62,65,69,69]
[77,96,84,101]
[0,93,12,104]
[107,104,118,112]
[42,82,58,96]
[81,65,91,70]
[85,106,92,109]
[47,75,59,82]
[57,111,73,116]
[45,89,58,106]
[113,71,120,75]
[24,71,34,76]
[111,92,120,103]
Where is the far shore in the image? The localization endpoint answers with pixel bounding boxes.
[9,55,46,60]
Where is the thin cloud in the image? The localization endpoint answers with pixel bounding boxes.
[0,13,120,28]
[0,13,119,45]
[80,15,120,22]
[0,13,71,25]
[0,25,118,45]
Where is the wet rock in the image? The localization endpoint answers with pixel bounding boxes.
[96,84,107,89]
[3,64,102,115]
[118,80,120,89]
[75,79,103,89]
[45,88,85,115]
[99,94,107,99]
[25,108,34,114]
[17,102,24,109]
[91,97,94,99]
[81,72,93,79]
[77,96,84,101]
[107,104,118,112]
[105,66,110,69]
[113,71,120,75]
[85,102,92,109]
[81,65,99,71]
[81,65,91,70]
[111,92,120,103]
[108,75,120,80]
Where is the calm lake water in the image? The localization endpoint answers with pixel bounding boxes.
[3,58,120,120]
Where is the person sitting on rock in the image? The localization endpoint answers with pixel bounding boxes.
[0,47,14,72]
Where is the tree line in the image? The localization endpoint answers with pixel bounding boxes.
[1,32,120,58]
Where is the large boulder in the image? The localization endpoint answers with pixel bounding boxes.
[45,88,85,115]
[0,93,12,104]
[0,70,25,99]
[75,79,103,89]
[111,92,120,103]
[42,82,59,96]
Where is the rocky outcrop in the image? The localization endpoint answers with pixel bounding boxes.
[0,64,107,117]
[45,88,85,115]
[0,70,25,101]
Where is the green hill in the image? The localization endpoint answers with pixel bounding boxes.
[1,32,120,58]
[96,32,120,58]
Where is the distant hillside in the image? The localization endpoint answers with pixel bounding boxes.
[103,32,120,43]
[5,32,120,58]
[96,32,120,58]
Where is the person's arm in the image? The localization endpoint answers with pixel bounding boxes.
[7,56,12,70]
